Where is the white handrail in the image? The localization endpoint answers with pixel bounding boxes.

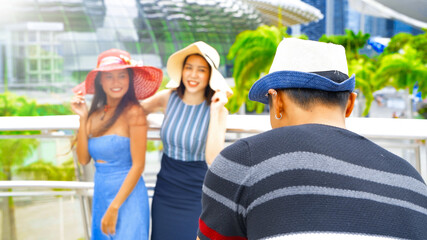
[0,180,93,189]
[1,114,427,139]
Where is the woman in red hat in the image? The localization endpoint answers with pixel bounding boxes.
[71,49,162,239]
[141,42,232,240]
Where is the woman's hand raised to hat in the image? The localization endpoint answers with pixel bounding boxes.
[71,91,88,118]
[211,90,228,111]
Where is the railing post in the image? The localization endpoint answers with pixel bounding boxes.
[77,189,91,240]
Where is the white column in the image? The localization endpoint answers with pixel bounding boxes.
[291,25,301,36]
[360,13,365,33]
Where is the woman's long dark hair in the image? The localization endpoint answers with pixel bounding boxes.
[176,54,215,105]
[88,68,139,136]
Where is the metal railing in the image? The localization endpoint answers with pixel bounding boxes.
[0,114,427,240]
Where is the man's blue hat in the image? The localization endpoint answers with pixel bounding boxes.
[249,38,356,104]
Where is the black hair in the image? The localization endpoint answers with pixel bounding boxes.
[280,88,351,110]
[270,71,351,110]
[176,54,215,105]
[87,68,139,136]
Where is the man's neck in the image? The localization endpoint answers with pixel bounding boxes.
[284,106,347,129]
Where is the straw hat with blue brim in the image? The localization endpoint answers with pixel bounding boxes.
[249,38,355,104]
[166,41,233,97]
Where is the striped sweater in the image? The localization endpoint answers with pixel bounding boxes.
[198,124,427,240]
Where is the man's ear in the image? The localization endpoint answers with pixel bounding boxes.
[272,90,285,116]
[345,92,357,117]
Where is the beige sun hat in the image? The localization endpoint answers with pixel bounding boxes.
[166,41,233,97]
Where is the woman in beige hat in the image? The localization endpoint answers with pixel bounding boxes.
[71,48,162,239]
[141,41,232,240]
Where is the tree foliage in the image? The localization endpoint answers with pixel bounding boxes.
[226,25,307,113]
[0,92,74,179]
[320,29,427,116]
[319,29,370,60]
[16,159,76,181]
[376,45,427,98]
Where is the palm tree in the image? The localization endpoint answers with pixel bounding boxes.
[226,25,307,113]
[376,45,427,99]
[320,30,376,116]
[348,56,382,116]
[319,29,370,60]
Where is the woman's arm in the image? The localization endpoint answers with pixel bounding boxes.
[101,105,148,236]
[140,89,172,115]
[71,93,91,165]
[205,91,229,165]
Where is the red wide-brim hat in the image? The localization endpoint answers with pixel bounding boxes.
[72,49,163,100]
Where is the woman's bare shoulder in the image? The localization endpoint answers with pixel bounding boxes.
[125,104,147,126]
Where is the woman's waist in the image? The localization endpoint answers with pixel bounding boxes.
[161,147,207,162]
[94,163,132,174]
[157,154,207,183]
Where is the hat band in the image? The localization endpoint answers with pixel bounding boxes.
[203,53,218,69]
[311,70,349,83]
[97,56,130,68]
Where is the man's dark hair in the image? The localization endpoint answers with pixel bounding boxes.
[281,88,350,110]
[271,71,351,110]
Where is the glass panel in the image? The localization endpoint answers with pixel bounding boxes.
[61,42,75,56]
[54,74,63,82]
[40,45,52,56]
[53,45,62,56]
[98,42,118,52]
[18,31,25,42]
[41,59,51,71]
[108,7,127,16]
[41,74,51,82]
[116,29,138,41]
[75,42,97,55]
[28,32,37,43]
[96,28,116,41]
[40,32,51,42]
[29,59,38,71]
[28,45,38,57]
[89,16,105,29]
[14,59,25,80]
[2,196,86,240]
[18,46,26,56]
[63,57,77,71]
[29,74,38,83]
[102,16,115,28]
[114,17,134,28]
[122,42,139,54]
[67,16,92,32]
[139,42,156,54]
[55,59,64,71]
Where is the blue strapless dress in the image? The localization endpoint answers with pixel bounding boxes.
[88,135,149,240]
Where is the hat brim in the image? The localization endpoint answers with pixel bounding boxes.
[248,71,356,104]
[166,44,232,96]
[72,65,163,100]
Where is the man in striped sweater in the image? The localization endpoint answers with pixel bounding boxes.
[197,39,427,240]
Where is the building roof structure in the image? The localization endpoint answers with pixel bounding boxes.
[349,0,427,29]
[243,0,324,26]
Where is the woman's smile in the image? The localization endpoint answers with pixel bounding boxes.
[187,80,200,87]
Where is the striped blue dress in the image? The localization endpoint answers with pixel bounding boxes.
[151,91,210,240]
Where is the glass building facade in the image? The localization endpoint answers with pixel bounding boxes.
[300,0,423,40]
[0,0,261,94]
